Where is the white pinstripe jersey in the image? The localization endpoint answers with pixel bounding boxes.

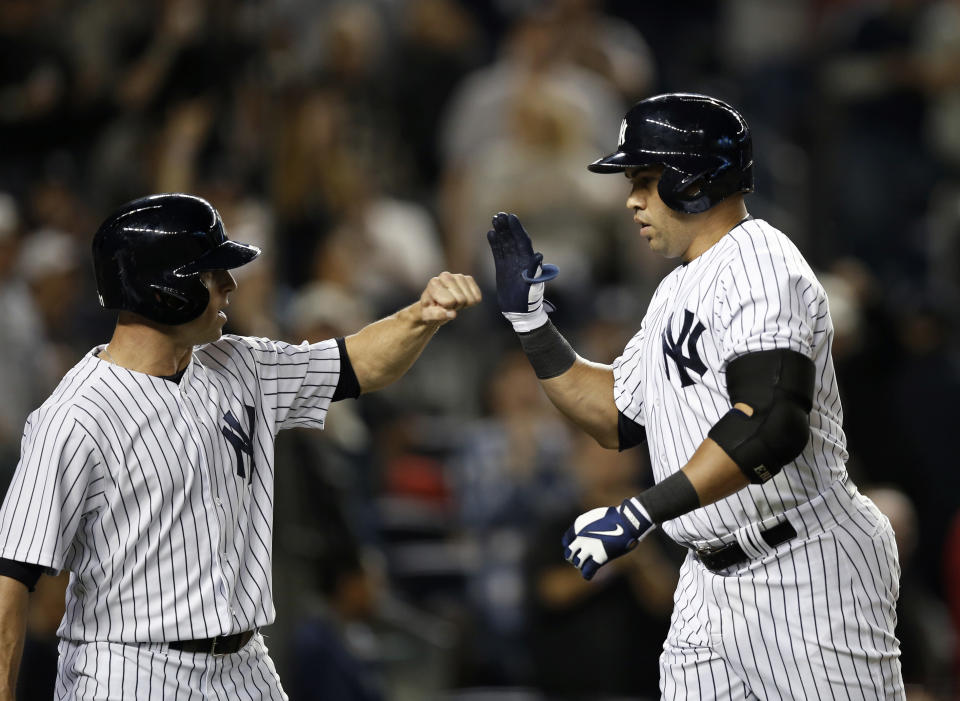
[0,335,341,643]
[613,218,848,545]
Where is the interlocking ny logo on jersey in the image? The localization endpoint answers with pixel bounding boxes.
[662,309,707,387]
[222,405,255,484]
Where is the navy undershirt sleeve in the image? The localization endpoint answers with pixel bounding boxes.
[0,558,44,592]
[332,337,361,401]
[618,410,647,451]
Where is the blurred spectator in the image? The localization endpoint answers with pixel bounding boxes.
[891,299,960,596]
[288,548,386,701]
[820,259,910,487]
[865,486,955,699]
[817,0,940,278]
[915,0,960,175]
[545,0,656,100]
[438,7,627,277]
[270,84,411,290]
[0,0,73,189]
[0,195,37,476]
[270,277,379,679]
[926,180,960,323]
[0,226,85,472]
[523,432,676,700]
[446,349,575,685]
[603,0,719,90]
[391,0,486,193]
[715,1,818,252]
[444,81,623,318]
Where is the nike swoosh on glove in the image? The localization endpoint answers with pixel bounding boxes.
[562,497,655,580]
[486,212,558,332]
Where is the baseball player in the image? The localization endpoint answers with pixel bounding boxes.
[0,193,481,700]
[487,93,904,699]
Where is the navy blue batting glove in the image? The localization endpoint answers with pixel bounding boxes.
[562,497,655,580]
[486,212,558,331]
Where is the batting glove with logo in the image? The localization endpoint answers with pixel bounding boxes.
[562,497,655,580]
[486,212,558,332]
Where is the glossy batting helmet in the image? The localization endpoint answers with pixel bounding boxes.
[92,193,261,325]
[589,93,753,214]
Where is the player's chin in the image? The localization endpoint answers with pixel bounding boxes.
[204,318,227,342]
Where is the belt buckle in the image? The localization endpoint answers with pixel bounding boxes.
[696,541,730,558]
[210,636,219,655]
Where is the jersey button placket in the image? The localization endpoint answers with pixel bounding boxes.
[181,380,234,618]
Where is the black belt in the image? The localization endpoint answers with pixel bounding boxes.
[695,520,797,572]
[169,629,255,655]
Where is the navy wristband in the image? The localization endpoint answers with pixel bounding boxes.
[636,470,701,525]
[516,320,577,379]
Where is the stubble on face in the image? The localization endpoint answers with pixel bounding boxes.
[626,167,694,260]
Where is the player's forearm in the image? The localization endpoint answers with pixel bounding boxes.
[0,576,28,699]
[635,402,754,525]
[680,436,751,506]
[540,358,619,448]
[344,303,443,394]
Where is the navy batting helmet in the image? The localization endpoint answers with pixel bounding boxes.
[92,193,261,325]
[589,93,753,214]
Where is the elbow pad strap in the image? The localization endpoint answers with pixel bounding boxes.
[708,349,815,484]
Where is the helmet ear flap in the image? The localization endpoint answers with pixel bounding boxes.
[145,275,210,325]
[658,168,714,214]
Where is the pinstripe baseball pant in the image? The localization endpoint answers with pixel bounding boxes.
[661,485,904,700]
[54,632,287,700]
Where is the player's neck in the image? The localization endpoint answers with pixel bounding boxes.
[102,319,195,376]
[682,198,749,263]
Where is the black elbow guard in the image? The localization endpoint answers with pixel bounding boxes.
[708,349,814,484]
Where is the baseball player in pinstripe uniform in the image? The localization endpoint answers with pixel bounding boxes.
[0,193,481,700]
[487,93,905,699]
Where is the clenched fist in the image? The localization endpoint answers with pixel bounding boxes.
[419,272,482,324]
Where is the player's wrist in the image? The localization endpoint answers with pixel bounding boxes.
[515,320,577,379]
[634,470,701,525]
[401,302,443,331]
[619,497,655,538]
[502,307,549,332]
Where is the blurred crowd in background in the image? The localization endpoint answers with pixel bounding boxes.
[2,0,960,698]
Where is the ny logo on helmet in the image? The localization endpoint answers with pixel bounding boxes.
[662,310,707,387]
[618,118,628,148]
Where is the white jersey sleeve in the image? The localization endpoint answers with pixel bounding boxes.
[715,224,820,364]
[612,316,648,425]
[242,336,342,431]
[0,405,105,572]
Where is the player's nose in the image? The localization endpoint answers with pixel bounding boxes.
[626,190,645,212]
[214,269,237,293]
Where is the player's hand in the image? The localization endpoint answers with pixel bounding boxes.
[419,272,482,324]
[486,212,558,332]
[562,498,655,581]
